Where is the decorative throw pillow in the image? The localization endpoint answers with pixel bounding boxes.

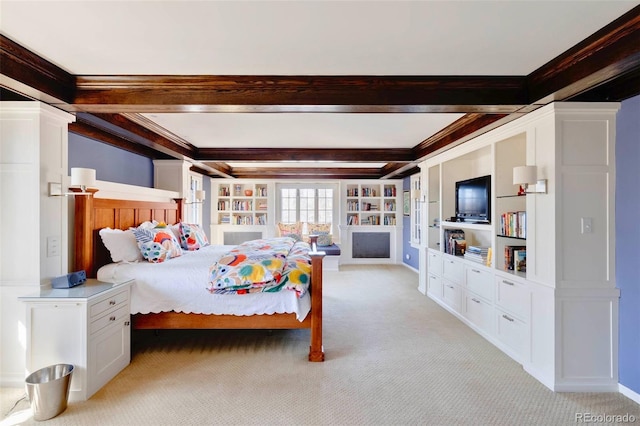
[315,231,333,247]
[283,233,302,242]
[277,222,301,237]
[308,222,331,235]
[132,226,183,263]
[98,228,143,263]
[178,222,210,250]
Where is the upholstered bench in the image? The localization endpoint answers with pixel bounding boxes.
[318,244,341,271]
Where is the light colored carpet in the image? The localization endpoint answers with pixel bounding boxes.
[2,265,639,425]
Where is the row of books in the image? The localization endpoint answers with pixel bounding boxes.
[504,245,526,272]
[499,211,526,238]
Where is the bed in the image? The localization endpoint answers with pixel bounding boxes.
[73,195,325,361]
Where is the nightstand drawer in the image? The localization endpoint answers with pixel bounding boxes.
[90,289,128,319]
[90,305,129,335]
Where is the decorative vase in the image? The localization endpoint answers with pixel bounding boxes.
[244,189,253,196]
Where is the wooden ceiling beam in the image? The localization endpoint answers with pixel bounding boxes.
[68,75,528,113]
[229,167,383,180]
[195,148,414,162]
[528,5,640,103]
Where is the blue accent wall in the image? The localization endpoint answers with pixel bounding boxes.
[616,94,640,394]
[68,133,154,187]
[402,176,419,270]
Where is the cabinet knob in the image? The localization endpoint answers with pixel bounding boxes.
[109,300,116,305]
[109,316,116,321]
[124,321,130,327]
[503,280,515,286]
[472,298,480,304]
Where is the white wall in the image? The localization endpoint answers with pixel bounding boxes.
[1,102,74,386]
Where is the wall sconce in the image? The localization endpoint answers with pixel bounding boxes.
[513,165,547,194]
[185,189,206,204]
[48,167,98,196]
[411,189,425,202]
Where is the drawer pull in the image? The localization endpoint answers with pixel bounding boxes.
[471,269,480,273]
[471,298,480,304]
[109,316,116,321]
[447,285,454,289]
[124,321,130,326]
[109,300,116,305]
[503,280,515,286]
[502,314,514,322]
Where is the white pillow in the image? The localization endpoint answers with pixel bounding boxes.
[98,228,143,263]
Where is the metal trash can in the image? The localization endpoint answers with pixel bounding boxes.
[25,364,74,421]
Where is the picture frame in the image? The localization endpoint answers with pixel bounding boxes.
[403,191,410,216]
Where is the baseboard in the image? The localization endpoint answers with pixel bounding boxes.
[401,262,419,274]
[619,383,640,404]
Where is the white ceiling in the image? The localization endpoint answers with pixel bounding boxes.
[1,0,638,169]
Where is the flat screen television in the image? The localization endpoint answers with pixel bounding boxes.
[455,175,491,223]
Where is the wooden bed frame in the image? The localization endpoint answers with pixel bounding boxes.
[73,194,325,362]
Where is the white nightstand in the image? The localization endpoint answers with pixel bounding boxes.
[20,279,133,401]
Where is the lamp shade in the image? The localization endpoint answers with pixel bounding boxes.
[195,190,206,201]
[513,166,537,185]
[70,168,96,188]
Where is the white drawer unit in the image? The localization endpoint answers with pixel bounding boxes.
[442,280,462,312]
[427,249,442,276]
[463,291,494,334]
[495,274,530,321]
[20,279,133,401]
[495,309,527,361]
[442,256,464,285]
[465,265,494,302]
[427,273,443,299]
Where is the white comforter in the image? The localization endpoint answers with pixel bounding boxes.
[97,245,311,321]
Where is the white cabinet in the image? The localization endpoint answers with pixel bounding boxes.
[463,292,494,334]
[20,280,133,401]
[442,255,464,284]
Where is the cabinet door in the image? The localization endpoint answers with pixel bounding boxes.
[495,309,527,361]
[495,275,530,321]
[463,292,494,334]
[465,266,494,302]
[442,280,461,312]
[428,273,442,299]
[442,256,464,284]
[88,319,131,398]
[427,250,442,275]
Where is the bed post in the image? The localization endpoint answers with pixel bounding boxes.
[308,235,325,362]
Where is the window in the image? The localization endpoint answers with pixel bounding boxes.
[277,183,337,235]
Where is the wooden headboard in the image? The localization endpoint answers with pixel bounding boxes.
[73,195,183,277]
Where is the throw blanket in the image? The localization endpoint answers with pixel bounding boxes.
[207,237,311,297]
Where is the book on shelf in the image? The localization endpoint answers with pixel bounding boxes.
[443,229,465,255]
[513,249,526,272]
[463,245,490,264]
[504,245,526,270]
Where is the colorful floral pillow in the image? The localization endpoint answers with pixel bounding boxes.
[308,222,331,235]
[132,226,183,263]
[179,222,209,250]
[277,222,301,238]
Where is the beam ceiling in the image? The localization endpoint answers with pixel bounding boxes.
[1,5,639,179]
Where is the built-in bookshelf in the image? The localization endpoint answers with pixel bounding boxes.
[345,181,401,226]
[214,182,269,226]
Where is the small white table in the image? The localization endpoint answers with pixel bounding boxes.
[20,279,133,401]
